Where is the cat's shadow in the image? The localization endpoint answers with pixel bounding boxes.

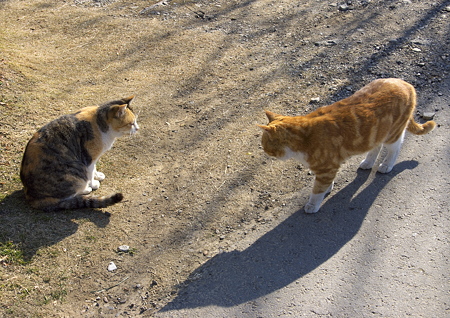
[0,190,110,261]
[159,160,419,312]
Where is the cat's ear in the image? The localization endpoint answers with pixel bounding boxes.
[265,110,280,123]
[122,96,134,105]
[113,104,128,118]
[257,124,274,133]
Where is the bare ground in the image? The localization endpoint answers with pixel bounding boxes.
[0,0,449,317]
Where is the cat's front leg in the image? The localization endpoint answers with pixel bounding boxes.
[305,182,334,213]
[86,163,101,190]
[81,183,93,195]
[305,169,337,213]
[94,167,105,182]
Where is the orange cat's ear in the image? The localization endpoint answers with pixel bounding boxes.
[257,124,273,132]
[265,110,280,122]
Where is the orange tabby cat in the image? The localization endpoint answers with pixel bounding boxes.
[258,78,436,213]
[20,96,139,211]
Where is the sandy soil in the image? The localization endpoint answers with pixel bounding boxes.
[0,0,449,317]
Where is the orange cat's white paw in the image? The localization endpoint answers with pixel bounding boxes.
[94,171,105,181]
[359,160,374,170]
[378,163,393,173]
[304,202,320,213]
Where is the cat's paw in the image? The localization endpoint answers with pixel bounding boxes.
[82,186,93,195]
[377,163,393,174]
[94,171,105,181]
[90,180,101,190]
[304,202,320,214]
[359,160,374,170]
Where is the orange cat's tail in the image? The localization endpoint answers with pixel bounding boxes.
[406,116,436,135]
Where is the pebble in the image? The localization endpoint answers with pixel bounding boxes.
[118,245,130,253]
[314,39,339,47]
[108,262,117,272]
[422,112,435,120]
[310,97,321,103]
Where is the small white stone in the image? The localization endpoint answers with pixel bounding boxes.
[118,245,130,252]
[108,262,117,272]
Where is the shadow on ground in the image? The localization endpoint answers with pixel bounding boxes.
[0,190,110,261]
[159,160,418,311]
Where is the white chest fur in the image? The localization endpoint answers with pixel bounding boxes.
[101,131,118,153]
[280,147,309,168]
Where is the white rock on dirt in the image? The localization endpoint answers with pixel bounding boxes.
[107,262,117,272]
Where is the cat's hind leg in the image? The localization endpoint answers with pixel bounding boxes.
[359,145,382,170]
[305,169,338,213]
[378,130,405,173]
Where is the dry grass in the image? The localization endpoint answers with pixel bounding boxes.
[1,0,448,317]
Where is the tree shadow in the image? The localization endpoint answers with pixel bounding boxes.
[159,160,418,312]
[0,190,110,262]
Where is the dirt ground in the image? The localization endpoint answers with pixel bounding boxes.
[0,0,449,317]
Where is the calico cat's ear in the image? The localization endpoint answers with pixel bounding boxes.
[265,110,280,122]
[122,96,135,105]
[112,104,128,118]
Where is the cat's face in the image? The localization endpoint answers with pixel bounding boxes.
[258,110,287,158]
[108,101,139,136]
[260,128,286,158]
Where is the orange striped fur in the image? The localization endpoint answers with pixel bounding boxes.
[259,78,436,213]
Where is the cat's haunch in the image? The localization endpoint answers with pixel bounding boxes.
[259,78,436,213]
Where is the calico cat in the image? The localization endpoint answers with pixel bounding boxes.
[20,96,139,211]
[258,78,436,213]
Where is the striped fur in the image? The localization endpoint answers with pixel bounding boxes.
[20,96,139,211]
[258,78,436,213]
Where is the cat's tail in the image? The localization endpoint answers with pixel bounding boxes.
[406,116,436,135]
[57,193,124,210]
[28,193,124,211]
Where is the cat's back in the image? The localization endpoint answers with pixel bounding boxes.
[336,78,413,109]
[308,78,415,119]
[20,107,99,193]
[349,78,413,102]
[24,106,98,153]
